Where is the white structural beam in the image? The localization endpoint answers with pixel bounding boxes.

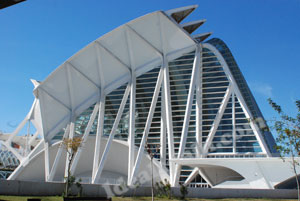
[28,131,39,147]
[178,45,200,158]
[125,25,162,58]
[159,11,177,185]
[232,93,236,153]
[92,94,105,181]
[160,81,167,168]
[202,85,232,156]
[184,167,199,186]
[67,62,101,90]
[92,37,107,181]
[173,46,200,187]
[162,55,176,185]
[172,164,181,187]
[39,87,71,112]
[95,41,131,72]
[44,141,50,181]
[6,118,28,145]
[48,125,70,181]
[70,103,100,175]
[196,44,203,157]
[127,75,135,186]
[235,91,270,155]
[125,25,136,186]
[130,68,164,184]
[6,99,37,145]
[92,84,131,184]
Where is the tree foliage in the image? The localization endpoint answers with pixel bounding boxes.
[268,98,300,157]
[61,137,83,197]
[268,98,300,200]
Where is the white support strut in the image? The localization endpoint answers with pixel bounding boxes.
[70,103,100,175]
[196,44,203,157]
[129,67,164,185]
[92,94,105,181]
[92,84,131,184]
[202,85,232,156]
[48,124,70,181]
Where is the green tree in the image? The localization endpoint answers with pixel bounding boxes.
[268,98,300,200]
[61,137,83,197]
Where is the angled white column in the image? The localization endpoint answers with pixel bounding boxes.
[44,141,50,181]
[28,131,39,147]
[92,38,107,181]
[178,46,200,158]
[130,68,164,184]
[48,125,70,181]
[6,99,37,145]
[160,81,167,168]
[202,85,232,156]
[172,164,182,187]
[235,90,270,156]
[92,84,130,184]
[92,94,105,181]
[6,118,28,145]
[196,44,203,157]
[127,75,135,186]
[174,46,199,187]
[70,103,99,175]
[232,93,236,153]
[184,167,199,186]
[162,56,175,185]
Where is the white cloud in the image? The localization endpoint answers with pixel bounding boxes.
[249,82,273,98]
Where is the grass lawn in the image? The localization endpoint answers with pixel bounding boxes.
[0,196,62,201]
[112,198,297,201]
[0,196,297,201]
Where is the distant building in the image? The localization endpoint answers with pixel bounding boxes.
[1,5,298,189]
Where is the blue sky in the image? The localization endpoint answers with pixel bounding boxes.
[0,0,299,134]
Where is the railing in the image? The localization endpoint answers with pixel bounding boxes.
[207,153,267,158]
[187,182,210,188]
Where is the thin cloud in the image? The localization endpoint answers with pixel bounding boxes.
[250,82,273,98]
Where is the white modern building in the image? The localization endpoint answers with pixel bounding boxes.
[1,5,298,189]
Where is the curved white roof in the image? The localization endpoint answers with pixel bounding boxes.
[33,10,197,142]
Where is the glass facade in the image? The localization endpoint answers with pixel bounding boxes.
[51,38,276,187]
[0,149,19,179]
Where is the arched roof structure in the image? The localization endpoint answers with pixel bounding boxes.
[33,9,196,142]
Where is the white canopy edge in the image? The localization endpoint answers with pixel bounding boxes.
[32,10,196,142]
[193,32,213,42]
[181,19,206,34]
[165,5,198,23]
